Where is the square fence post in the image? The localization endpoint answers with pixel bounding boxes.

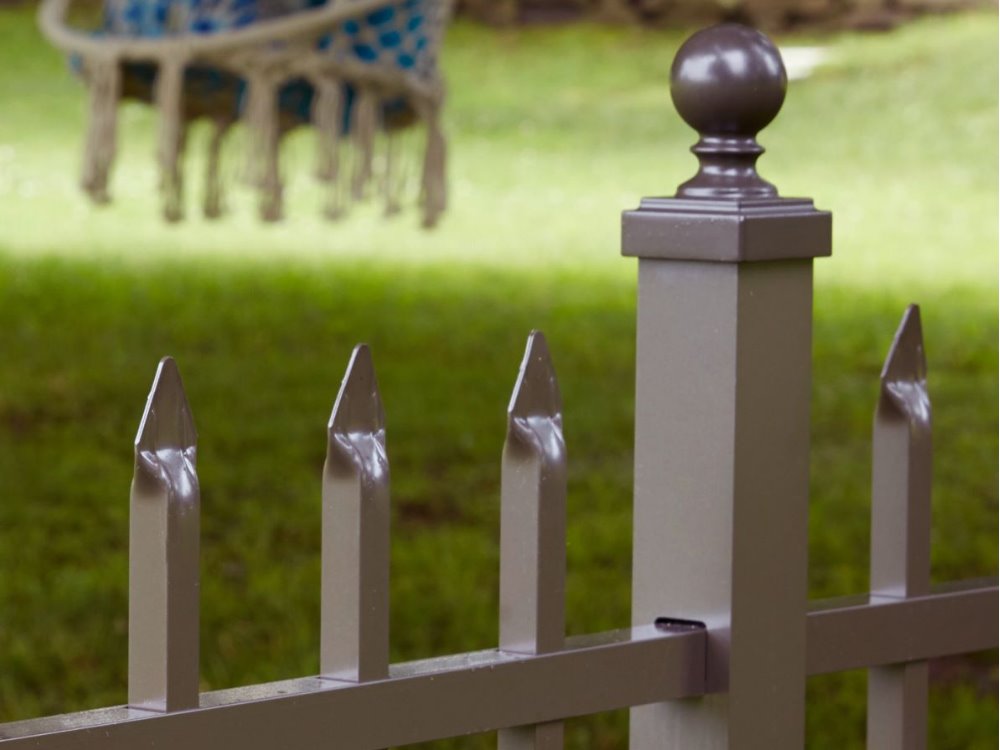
[623,26,831,748]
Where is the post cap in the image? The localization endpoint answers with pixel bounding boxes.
[671,24,787,199]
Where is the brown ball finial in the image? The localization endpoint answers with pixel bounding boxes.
[670,24,787,199]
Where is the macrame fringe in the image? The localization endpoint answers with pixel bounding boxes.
[351,87,379,201]
[323,143,351,220]
[71,56,446,227]
[244,70,283,221]
[242,71,269,186]
[204,118,230,219]
[312,75,348,219]
[155,56,188,222]
[81,56,121,205]
[313,76,343,182]
[420,102,447,228]
[382,128,404,217]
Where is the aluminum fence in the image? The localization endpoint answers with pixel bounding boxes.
[1,21,997,750]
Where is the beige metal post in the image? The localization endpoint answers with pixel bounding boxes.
[623,25,831,748]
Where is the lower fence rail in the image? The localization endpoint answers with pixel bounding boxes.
[0,623,706,750]
[807,580,998,675]
[2,581,994,750]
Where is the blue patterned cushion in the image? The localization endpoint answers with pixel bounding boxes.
[99,0,433,127]
[103,0,261,36]
[102,0,433,72]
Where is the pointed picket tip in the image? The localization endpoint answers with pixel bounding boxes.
[880,305,926,386]
[329,344,385,436]
[508,331,562,420]
[135,357,197,453]
[878,305,930,424]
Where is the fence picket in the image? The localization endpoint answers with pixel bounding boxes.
[128,357,201,712]
[867,305,932,749]
[498,331,567,750]
[320,344,390,682]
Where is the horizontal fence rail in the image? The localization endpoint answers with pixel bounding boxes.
[807,581,998,675]
[0,624,707,749]
[1,582,995,748]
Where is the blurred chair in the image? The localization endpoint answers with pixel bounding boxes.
[39,0,451,225]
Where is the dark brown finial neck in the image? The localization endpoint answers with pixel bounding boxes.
[677,135,777,199]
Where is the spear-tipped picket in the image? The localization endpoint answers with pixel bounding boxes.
[499,332,566,750]
[321,344,390,683]
[129,357,200,712]
[867,305,932,750]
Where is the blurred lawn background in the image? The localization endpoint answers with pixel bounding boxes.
[0,3,996,748]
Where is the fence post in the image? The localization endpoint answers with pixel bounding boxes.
[867,305,931,749]
[128,357,200,712]
[623,25,831,748]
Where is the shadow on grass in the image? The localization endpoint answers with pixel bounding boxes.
[0,255,995,748]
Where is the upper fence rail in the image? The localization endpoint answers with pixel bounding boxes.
[2,21,997,750]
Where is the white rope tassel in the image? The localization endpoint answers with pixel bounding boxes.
[244,70,283,221]
[383,128,405,216]
[420,100,447,228]
[243,70,272,186]
[259,118,283,222]
[312,75,348,219]
[312,75,343,182]
[81,56,121,205]
[204,118,230,219]
[155,56,188,222]
[351,87,379,200]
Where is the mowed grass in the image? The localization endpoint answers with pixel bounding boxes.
[0,4,996,748]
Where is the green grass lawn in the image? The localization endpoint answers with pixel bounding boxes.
[0,4,996,748]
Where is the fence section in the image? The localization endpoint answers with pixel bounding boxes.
[1,21,997,750]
